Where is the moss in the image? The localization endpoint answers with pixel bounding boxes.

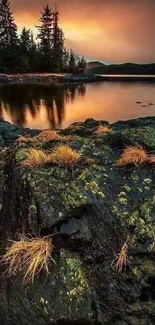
[140,259,155,275]
[85,181,100,194]
[112,206,118,214]
[123,185,132,193]
[131,173,139,182]
[143,178,152,185]
[29,204,37,213]
[132,266,141,279]
[118,198,128,205]
[118,192,127,197]
[16,148,28,162]
[60,250,88,305]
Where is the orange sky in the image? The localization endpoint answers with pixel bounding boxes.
[11,0,155,63]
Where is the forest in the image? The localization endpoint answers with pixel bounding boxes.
[0,0,86,73]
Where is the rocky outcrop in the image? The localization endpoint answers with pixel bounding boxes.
[0,117,155,324]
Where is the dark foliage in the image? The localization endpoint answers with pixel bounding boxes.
[0,1,86,73]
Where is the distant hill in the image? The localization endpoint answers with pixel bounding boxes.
[86,61,155,75]
[86,61,106,70]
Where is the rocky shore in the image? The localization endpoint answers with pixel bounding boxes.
[1,74,155,84]
[0,116,155,324]
[0,74,105,84]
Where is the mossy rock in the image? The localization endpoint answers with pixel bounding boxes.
[1,117,155,324]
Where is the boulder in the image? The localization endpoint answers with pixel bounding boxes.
[0,117,155,324]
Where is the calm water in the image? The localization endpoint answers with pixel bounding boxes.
[0,81,155,129]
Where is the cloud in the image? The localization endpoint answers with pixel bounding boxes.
[11,0,155,63]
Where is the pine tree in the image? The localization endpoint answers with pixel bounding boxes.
[77,56,86,73]
[37,4,53,54]
[63,49,70,72]
[69,49,77,73]
[18,28,32,72]
[20,28,31,51]
[36,4,54,71]
[0,1,86,73]
[29,32,41,72]
[0,0,18,48]
[52,9,65,71]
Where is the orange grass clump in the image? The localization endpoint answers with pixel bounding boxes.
[145,155,155,165]
[38,130,63,142]
[114,146,147,167]
[1,236,54,284]
[48,145,81,167]
[21,148,48,167]
[17,130,71,144]
[96,125,112,134]
[112,237,129,273]
[16,136,37,143]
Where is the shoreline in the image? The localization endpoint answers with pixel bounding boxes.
[0,73,105,84]
[1,73,155,84]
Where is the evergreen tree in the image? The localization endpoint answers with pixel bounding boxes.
[63,49,70,72]
[37,4,53,70]
[69,49,76,73]
[18,28,31,72]
[77,56,86,73]
[29,32,41,72]
[52,9,65,71]
[0,1,86,74]
[30,32,36,51]
[20,27,31,51]
[0,0,18,48]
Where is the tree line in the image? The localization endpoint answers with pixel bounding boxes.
[0,0,86,73]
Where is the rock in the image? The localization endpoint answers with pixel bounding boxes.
[0,75,9,83]
[0,250,94,325]
[0,117,155,323]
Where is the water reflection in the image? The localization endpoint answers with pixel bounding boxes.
[0,81,155,129]
[0,84,86,129]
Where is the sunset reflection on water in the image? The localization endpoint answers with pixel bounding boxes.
[1,81,155,129]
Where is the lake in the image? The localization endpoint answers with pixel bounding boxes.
[0,80,155,129]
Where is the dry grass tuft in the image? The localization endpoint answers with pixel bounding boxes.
[114,146,147,167]
[112,237,129,273]
[84,157,96,166]
[20,145,80,168]
[1,236,53,284]
[17,130,72,144]
[38,130,63,142]
[145,155,155,165]
[16,136,37,144]
[48,145,81,167]
[96,125,112,134]
[21,148,48,167]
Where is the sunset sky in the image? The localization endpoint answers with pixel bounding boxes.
[11,0,155,64]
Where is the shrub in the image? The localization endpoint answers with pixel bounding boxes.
[21,148,47,167]
[96,125,112,134]
[1,236,53,284]
[48,145,81,167]
[114,146,147,167]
